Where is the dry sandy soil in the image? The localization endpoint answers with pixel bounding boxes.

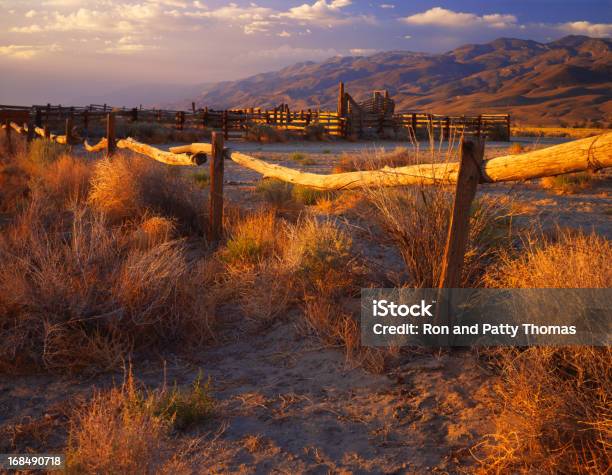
[1,137,609,473]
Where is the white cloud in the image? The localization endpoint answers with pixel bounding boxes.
[380,3,394,8]
[277,30,291,37]
[24,9,37,18]
[401,7,517,29]
[559,21,612,37]
[192,0,206,9]
[279,0,361,26]
[0,43,61,59]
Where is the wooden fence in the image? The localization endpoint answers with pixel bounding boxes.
[2,114,610,289]
[0,82,511,141]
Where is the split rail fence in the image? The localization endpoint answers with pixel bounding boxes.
[2,109,610,291]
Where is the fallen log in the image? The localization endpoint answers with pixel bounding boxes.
[227,132,612,189]
[84,137,108,153]
[117,138,205,166]
[84,137,205,165]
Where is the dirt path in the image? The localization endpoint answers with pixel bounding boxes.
[181,322,497,474]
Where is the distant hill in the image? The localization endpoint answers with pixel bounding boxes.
[181,35,611,126]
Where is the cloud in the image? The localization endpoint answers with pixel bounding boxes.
[401,7,518,29]
[559,21,612,37]
[0,43,61,59]
[24,9,37,18]
[279,0,363,26]
[277,30,291,37]
[380,3,394,9]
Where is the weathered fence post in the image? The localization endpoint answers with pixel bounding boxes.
[438,138,485,288]
[4,119,13,155]
[106,112,116,157]
[131,107,138,122]
[477,114,482,138]
[83,110,89,138]
[208,132,224,243]
[506,114,511,141]
[26,120,35,143]
[445,117,451,141]
[202,107,209,128]
[35,107,42,128]
[65,117,73,145]
[43,124,51,140]
[192,102,196,114]
[411,113,417,136]
[222,110,228,140]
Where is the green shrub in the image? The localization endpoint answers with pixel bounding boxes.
[155,371,215,431]
[255,178,294,207]
[292,185,334,205]
[192,169,210,187]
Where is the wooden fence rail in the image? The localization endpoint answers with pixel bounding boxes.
[3,114,610,290]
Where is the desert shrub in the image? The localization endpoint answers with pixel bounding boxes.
[283,217,352,286]
[67,371,213,473]
[38,154,92,207]
[222,210,278,266]
[255,178,294,208]
[245,123,285,143]
[0,206,216,372]
[27,139,66,164]
[304,123,326,141]
[486,229,611,289]
[476,231,611,473]
[88,153,204,232]
[540,172,593,194]
[154,371,215,431]
[191,169,210,187]
[291,184,333,205]
[366,186,511,287]
[130,216,176,251]
[67,376,170,474]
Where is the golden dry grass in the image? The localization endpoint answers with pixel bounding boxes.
[88,153,204,232]
[67,370,214,473]
[477,230,612,474]
[511,126,606,139]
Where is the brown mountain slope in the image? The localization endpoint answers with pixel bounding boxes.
[186,36,611,126]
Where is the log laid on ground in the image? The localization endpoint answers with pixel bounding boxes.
[84,137,203,166]
[228,132,612,189]
[117,138,204,166]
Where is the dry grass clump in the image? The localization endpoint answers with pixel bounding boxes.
[67,371,214,473]
[130,216,176,250]
[0,204,216,372]
[486,229,611,288]
[246,123,286,143]
[366,186,511,287]
[476,230,611,474]
[511,126,604,139]
[255,178,296,209]
[303,123,327,141]
[334,146,419,173]
[222,210,278,266]
[540,172,594,194]
[27,139,66,164]
[88,153,204,232]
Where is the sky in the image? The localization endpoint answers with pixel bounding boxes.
[0,0,610,104]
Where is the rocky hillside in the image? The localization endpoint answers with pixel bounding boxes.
[183,36,611,126]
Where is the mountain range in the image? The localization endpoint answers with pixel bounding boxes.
[175,35,611,126]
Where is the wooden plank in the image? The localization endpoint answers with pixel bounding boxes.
[208,132,224,243]
[438,138,484,288]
